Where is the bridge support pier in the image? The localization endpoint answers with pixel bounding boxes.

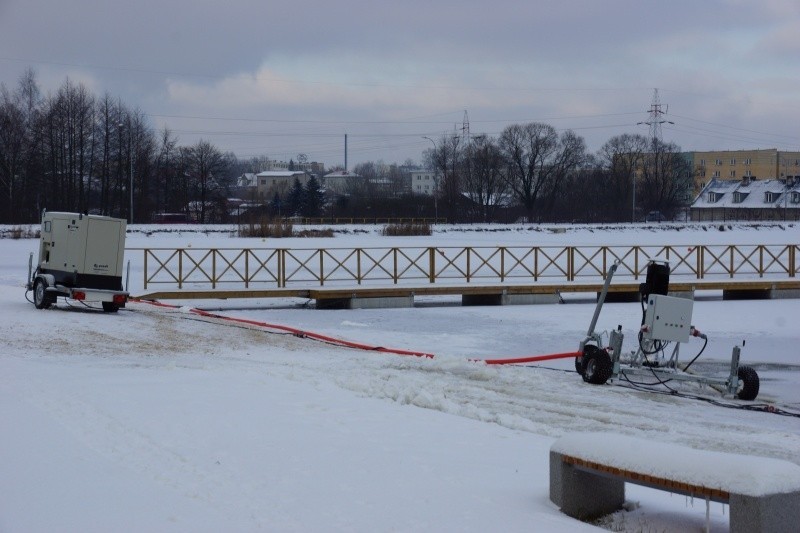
[462,293,560,306]
[315,295,414,310]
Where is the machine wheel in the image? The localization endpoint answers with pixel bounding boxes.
[736,365,760,401]
[102,302,120,313]
[33,278,55,309]
[576,344,600,374]
[582,348,613,385]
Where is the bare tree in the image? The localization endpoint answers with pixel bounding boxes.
[597,133,649,221]
[0,76,33,221]
[498,122,559,221]
[463,135,508,222]
[539,129,586,218]
[154,126,179,214]
[638,140,693,216]
[36,78,97,213]
[0,69,45,222]
[423,134,462,220]
[185,139,227,223]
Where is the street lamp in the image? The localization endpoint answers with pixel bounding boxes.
[119,121,134,224]
[422,136,440,223]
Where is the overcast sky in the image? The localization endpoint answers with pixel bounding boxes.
[2,0,799,167]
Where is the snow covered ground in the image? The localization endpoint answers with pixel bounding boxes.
[1,222,798,532]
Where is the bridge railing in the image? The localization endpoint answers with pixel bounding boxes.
[131,244,798,290]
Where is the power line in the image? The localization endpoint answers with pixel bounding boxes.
[669,114,799,144]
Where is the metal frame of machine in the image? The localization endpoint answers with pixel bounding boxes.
[576,260,760,401]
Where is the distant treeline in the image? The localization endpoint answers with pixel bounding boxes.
[0,69,692,224]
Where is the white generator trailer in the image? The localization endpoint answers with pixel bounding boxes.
[27,211,129,312]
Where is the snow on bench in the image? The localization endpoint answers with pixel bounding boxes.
[549,432,800,533]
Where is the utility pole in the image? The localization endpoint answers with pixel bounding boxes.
[422,136,439,223]
[461,110,470,146]
[635,89,674,222]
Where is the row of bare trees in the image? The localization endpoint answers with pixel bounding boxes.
[424,124,693,223]
[0,70,234,224]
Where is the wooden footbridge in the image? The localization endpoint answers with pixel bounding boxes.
[132,244,800,306]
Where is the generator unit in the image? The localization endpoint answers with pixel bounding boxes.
[27,211,129,312]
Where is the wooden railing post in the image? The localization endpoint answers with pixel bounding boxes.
[245,249,250,288]
[278,249,285,288]
[393,248,398,284]
[357,248,362,285]
[212,249,217,289]
[143,249,148,289]
[698,246,704,279]
[319,249,324,286]
[729,246,734,279]
[568,247,574,281]
[429,248,436,283]
[466,247,472,283]
[178,249,184,289]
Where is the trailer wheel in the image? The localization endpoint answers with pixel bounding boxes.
[736,365,760,401]
[33,278,55,309]
[576,344,600,374]
[582,348,613,385]
[102,302,120,313]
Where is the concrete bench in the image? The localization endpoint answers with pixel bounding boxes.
[549,432,800,533]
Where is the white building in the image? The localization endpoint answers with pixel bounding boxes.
[262,159,325,175]
[236,173,257,188]
[690,177,800,221]
[323,171,363,194]
[410,170,440,196]
[256,170,309,199]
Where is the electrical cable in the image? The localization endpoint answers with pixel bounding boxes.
[615,379,800,418]
[682,336,709,373]
[128,299,800,419]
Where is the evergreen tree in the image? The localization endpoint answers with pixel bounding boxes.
[270,191,282,217]
[302,175,324,217]
[287,177,304,216]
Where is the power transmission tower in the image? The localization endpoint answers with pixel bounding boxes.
[632,89,675,223]
[637,88,674,148]
[461,110,470,147]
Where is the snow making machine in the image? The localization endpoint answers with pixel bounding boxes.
[27,210,129,312]
[575,260,760,401]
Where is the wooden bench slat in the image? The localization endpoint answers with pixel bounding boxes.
[561,453,731,501]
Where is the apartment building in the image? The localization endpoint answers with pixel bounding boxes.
[409,170,440,196]
[691,149,800,192]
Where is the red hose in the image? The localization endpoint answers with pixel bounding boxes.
[135,299,577,365]
[191,307,435,358]
[482,351,581,365]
